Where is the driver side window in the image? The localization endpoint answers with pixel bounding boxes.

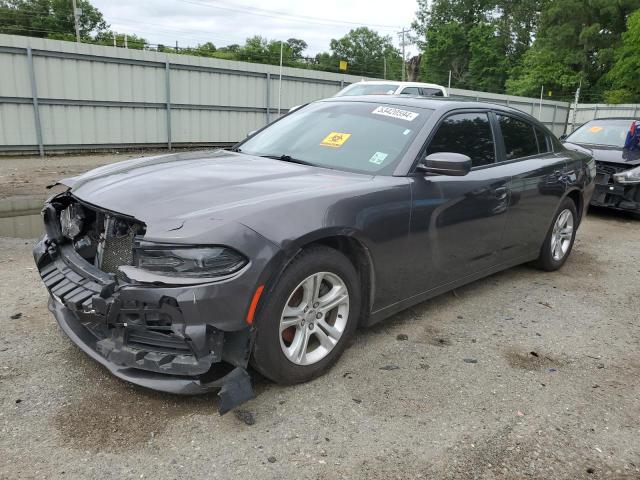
[426,112,496,167]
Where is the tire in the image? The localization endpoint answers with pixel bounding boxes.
[251,245,361,385]
[534,197,578,271]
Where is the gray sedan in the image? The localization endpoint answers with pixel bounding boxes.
[33,96,595,413]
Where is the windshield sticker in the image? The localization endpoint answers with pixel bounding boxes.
[320,132,351,148]
[369,151,388,165]
[403,128,411,135]
[372,106,419,122]
[589,126,603,133]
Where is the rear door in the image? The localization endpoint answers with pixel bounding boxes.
[494,112,568,261]
[406,110,512,295]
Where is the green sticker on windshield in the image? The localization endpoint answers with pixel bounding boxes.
[369,151,388,165]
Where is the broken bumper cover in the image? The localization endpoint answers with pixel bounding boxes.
[591,163,640,212]
[33,235,267,413]
[590,182,640,211]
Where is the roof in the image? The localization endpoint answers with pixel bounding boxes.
[345,80,447,90]
[320,94,524,114]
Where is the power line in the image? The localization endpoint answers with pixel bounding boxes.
[173,0,401,30]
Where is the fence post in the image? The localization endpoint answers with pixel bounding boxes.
[593,104,598,120]
[165,60,172,150]
[27,47,44,157]
[266,73,271,124]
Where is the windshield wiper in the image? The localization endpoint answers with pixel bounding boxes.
[259,154,314,166]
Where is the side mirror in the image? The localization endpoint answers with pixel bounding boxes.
[418,152,472,176]
[559,134,568,141]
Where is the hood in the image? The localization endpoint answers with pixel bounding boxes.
[63,150,371,225]
[564,142,640,167]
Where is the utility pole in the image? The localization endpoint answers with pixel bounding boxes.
[124,34,128,49]
[277,40,283,115]
[383,57,387,80]
[448,70,452,89]
[71,0,81,43]
[570,78,582,133]
[112,31,116,47]
[397,27,410,82]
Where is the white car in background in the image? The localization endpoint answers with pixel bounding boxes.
[335,80,448,98]
[288,81,448,113]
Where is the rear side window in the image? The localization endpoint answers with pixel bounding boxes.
[420,87,444,97]
[498,115,539,159]
[426,112,495,167]
[400,87,420,95]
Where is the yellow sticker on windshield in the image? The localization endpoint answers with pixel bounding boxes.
[589,126,603,133]
[320,132,351,148]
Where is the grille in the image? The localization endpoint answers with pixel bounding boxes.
[596,163,625,176]
[100,228,136,275]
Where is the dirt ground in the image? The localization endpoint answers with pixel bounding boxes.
[0,151,168,201]
[0,153,639,479]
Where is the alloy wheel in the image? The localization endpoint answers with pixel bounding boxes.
[550,208,574,261]
[279,272,350,366]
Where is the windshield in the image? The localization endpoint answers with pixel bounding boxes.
[336,83,399,96]
[566,119,636,148]
[239,101,432,175]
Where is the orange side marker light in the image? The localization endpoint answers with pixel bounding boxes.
[246,285,265,325]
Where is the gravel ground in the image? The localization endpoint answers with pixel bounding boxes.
[0,154,639,479]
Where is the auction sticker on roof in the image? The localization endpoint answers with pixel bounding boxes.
[320,132,351,148]
[372,106,419,121]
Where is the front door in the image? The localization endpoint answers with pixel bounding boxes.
[406,111,511,296]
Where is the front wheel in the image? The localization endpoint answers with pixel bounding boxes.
[251,246,361,384]
[534,197,577,271]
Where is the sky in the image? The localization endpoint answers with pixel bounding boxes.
[91,0,419,58]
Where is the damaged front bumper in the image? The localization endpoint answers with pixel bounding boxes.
[591,163,640,212]
[33,232,261,414]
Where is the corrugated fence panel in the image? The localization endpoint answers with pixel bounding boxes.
[568,104,640,132]
[39,105,167,145]
[171,110,265,143]
[0,51,31,97]
[2,33,638,154]
[0,103,37,146]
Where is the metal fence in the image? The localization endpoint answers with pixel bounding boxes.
[567,103,640,133]
[0,33,605,155]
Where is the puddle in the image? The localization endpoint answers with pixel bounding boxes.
[0,213,42,238]
[0,197,44,238]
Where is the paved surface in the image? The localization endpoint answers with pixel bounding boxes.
[0,153,639,479]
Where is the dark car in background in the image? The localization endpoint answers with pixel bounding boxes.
[563,118,640,214]
[33,96,594,413]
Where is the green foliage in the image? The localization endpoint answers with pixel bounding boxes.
[328,27,402,78]
[603,10,640,104]
[413,0,545,92]
[506,0,640,99]
[0,0,107,39]
[467,23,508,92]
[93,31,147,50]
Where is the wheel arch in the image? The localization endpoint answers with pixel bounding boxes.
[264,229,376,327]
[564,188,584,225]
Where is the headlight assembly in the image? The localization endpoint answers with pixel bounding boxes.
[613,165,640,184]
[135,244,248,278]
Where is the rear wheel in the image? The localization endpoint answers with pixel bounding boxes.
[251,246,360,384]
[534,197,577,271]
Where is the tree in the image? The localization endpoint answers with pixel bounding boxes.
[412,0,544,91]
[93,31,147,49]
[467,23,509,92]
[506,0,640,99]
[327,27,402,78]
[0,0,107,40]
[603,10,640,103]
